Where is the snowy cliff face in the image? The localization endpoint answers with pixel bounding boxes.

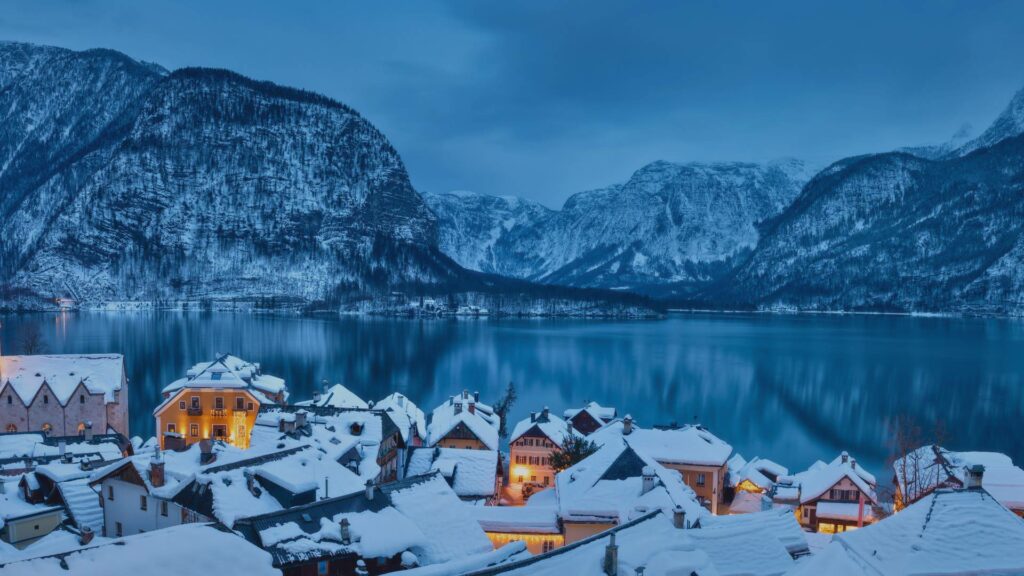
[426,160,808,295]
[717,135,1024,313]
[0,43,454,307]
[956,87,1024,157]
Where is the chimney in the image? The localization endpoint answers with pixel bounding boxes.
[84,421,94,441]
[58,440,67,458]
[340,518,351,545]
[199,440,215,465]
[623,415,633,436]
[541,406,550,421]
[641,466,656,495]
[355,560,369,576]
[603,532,618,576]
[474,391,480,402]
[850,458,857,470]
[313,390,321,403]
[449,396,454,406]
[530,412,537,423]
[295,410,307,428]
[635,568,645,576]
[965,464,985,489]
[672,505,686,529]
[454,402,463,415]
[841,451,849,464]
[365,479,375,501]
[79,525,94,545]
[468,401,475,415]
[150,450,166,488]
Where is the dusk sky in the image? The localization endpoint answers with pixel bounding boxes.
[3,1,1024,206]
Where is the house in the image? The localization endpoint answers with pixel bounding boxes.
[553,438,706,544]
[0,430,131,476]
[17,460,106,535]
[725,453,788,514]
[153,355,273,450]
[406,446,501,504]
[591,416,733,514]
[467,505,563,555]
[253,405,408,484]
[426,391,500,451]
[790,470,1024,576]
[0,488,64,549]
[0,354,128,436]
[0,523,279,576]
[376,392,426,448]
[232,472,494,576]
[562,402,616,436]
[771,451,877,533]
[454,508,801,576]
[296,382,368,409]
[509,407,575,488]
[893,445,1024,515]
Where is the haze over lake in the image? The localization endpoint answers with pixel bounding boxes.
[2,312,1021,474]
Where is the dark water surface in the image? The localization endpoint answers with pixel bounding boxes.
[2,312,1022,474]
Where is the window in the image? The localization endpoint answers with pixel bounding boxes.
[317,561,329,576]
[140,495,148,511]
[213,425,226,438]
[190,424,199,437]
[542,540,555,553]
[160,501,168,517]
[190,396,200,409]
[215,397,224,410]
[167,423,176,433]
[80,394,85,404]
[531,475,537,482]
[178,400,186,410]
[115,522,123,537]
[41,423,52,434]
[108,485,114,500]
[802,507,809,518]
[544,476,550,486]
[696,473,706,487]
[235,397,245,410]
[7,395,11,404]
[247,402,254,411]
[43,394,49,404]
[77,422,86,435]
[5,424,16,432]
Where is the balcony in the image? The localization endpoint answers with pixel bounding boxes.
[187,407,203,416]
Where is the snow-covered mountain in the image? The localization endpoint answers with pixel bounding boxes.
[427,159,810,296]
[955,86,1024,157]
[0,41,654,315]
[716,129,1024,314]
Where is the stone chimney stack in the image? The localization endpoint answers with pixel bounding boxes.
[295,410,307,428]
[365,479,376,501]
[150,449,166,488]
[79,525,94,546]
[672,505,686,529]
[58,440,66,457]
[541,406,550,421]
[84,421,94,441]
[468,400,475,415]
[623,415,633,436]
[474,391,480,403]
[841,451,849,464]
[851,458,857,470]
[313,390,321,403]
[199,439,215,465]
[603,532,619,576]
[530,412,537,423]
[340,518,351,545]
[641,466,656,495]
[965,464,985,489]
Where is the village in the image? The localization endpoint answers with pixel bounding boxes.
[2,352,1024,575]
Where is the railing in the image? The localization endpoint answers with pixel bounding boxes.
[187,407,203,416]
[211,408,227,418]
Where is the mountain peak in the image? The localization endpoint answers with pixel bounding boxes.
[957,84,1024,156]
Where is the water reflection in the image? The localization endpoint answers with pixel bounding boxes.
[1,312,1021,473]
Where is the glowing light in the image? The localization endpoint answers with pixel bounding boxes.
[513,466,530,478]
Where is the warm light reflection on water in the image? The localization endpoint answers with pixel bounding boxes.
[1,312,1022,473]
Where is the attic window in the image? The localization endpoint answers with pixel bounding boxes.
[301,513,312,522]
[211,372,222,380]
[43,395,49,404]
[80,394,85,404]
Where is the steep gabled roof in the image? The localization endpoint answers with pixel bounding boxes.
[0,355,124,407]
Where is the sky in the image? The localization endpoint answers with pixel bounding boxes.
[2,1,1024,207]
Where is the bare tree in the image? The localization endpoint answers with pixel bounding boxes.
[19,324,46,355]
[887,415,951,512]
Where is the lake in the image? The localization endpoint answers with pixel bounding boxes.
[2,311,1022,475]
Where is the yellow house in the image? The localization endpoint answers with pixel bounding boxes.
[153,356,270,450]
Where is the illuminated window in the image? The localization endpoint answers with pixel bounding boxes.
[78,422,86,435]
[167,423,176,433]
[543,540,555,553]
[213,425,226,438]
[190,424,199,437]
[5,424,16,432]
[696,473,706,487]
[41,423,52,434]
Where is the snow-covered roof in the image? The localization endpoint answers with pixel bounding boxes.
[468,505,560,534]
[815,501,876,522]
[727,490,769,514]
[894,445,1024,510]
[563,401,616,423]
[376,392,426,443]
[554,439,706,525]
[406,447,498,499]
[789,488,1024,576]
[592,421,732,467]
[160,354,287,403]
[0,523,278,576]
[774,452,877,505]
[468,510,794,576]
[727,453,789,490]
[295,383,368,409]
[0,354,124,406]
[235,472,492,570]
[0,432,124,463]
[427,391,500,450]
[0,491,62,527]
[510,409,575,447]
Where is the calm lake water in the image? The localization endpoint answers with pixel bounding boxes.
[2,311,1022,475]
